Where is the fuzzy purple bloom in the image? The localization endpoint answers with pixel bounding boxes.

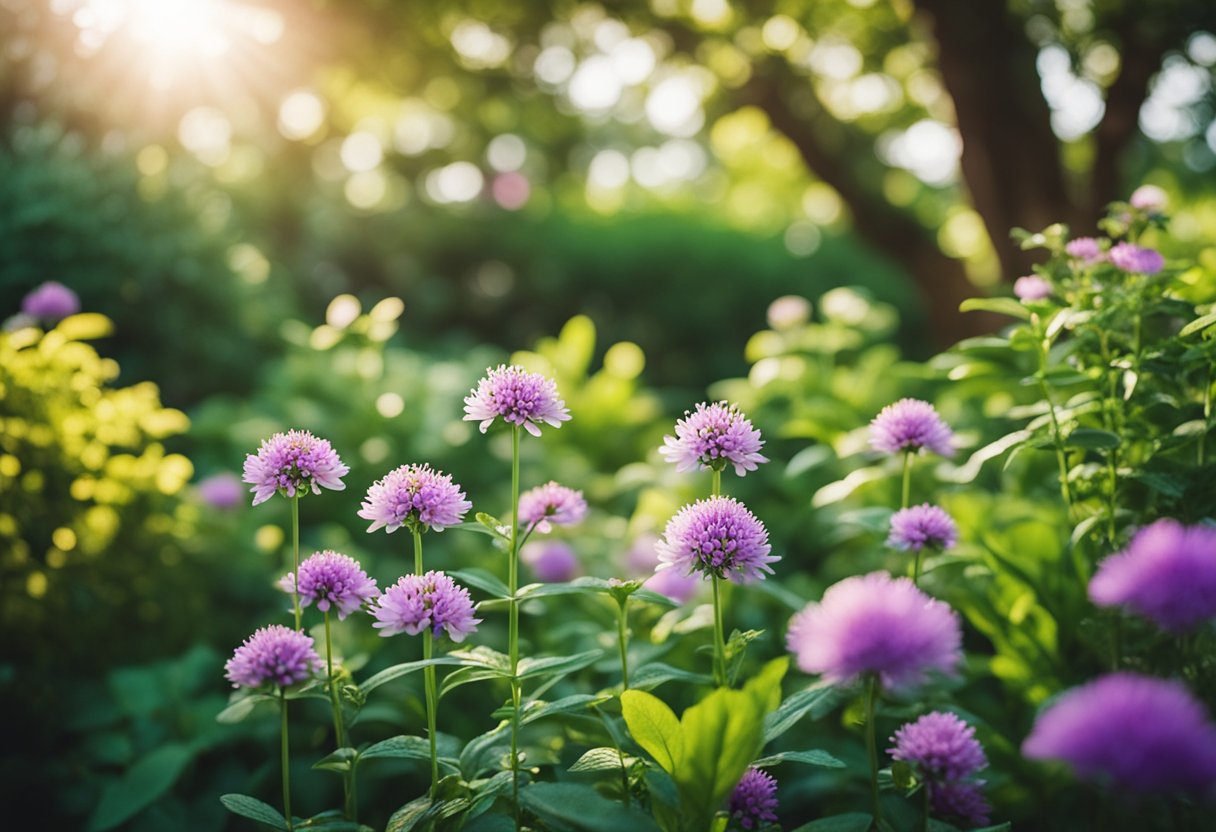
[242,430,349,507]
[656,497,777,584]
[1088,519,1216,633]
[358,463,472,534]
[519,481,587,533]
[729,768,779,830]
[890,711,987,782]
[370,570,481,641]
[224,624,323,689]
[1022,672,1216,795]
[787,571,962,691]
[21,281,80,321]
[929,780,991,828]
[1064,237,1105,264]
[279,550,380,620]
[197,472,244,510]
[463,364,570,437]
[1013,275,1052,302]
[1129,184,1168,212]
[1108,242,1164,275]
[659,401,769,477]
[888,504,959,552]
[870,399,954,457]
[521,541,582,582]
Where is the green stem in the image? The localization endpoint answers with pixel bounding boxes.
[291,495,301,631]
[1201,368,1211,466]
[280,689,293,831]
[912,548,924,588]
[412,525,423,575]
[508,424,522,830]
[711,467,722,499]
[325,612,355,820]
[423,629,439,796]
[901,451,912,509]
[1036,334,1075,514]
[712,575,727,687]
[617,598,630,690]
[865,675,882,829]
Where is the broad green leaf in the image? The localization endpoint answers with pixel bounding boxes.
[763,683,838,742]
[215,692,272,724]
[516,576,611,599]
[359,735,430,762]
[520,693,611,725]
[449,567,511,599]
[620,689,683,774]
[358,657,464,696]
[941,430,1033,484]
[1180,311,1216,337]
[88,743,194,831]
[790,813,873,832]
[632,588,681,608]
[1063,428,1120,449]
[439,665,509,699]
[959,297,1031,320]
[630,662,714,692]
[219,794,289,831]
[516,649,603,679]
[568,746,634,773]
[384,796,433,832]
[753,749,846,769]
[519,782,660,832]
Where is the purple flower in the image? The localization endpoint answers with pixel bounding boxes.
[659,401,769,477]
[21,281,80,321]
[929,781,991,828]
[729,768,778,830]
[519,481,587,533]
[870,399,954,457]
[1013,275,1052,302]
[242,430,349,506]
[1108,242,1164,275]
[463,364,570,437]
[358,463,472,534]
[787,571,961,691]
[521,541,582,582]
[370,570,481,641]
[1129,184,1168,212]
[1064,237,1105,264]
[1022,672,1216,795]
[197,472,244,510]
[890,711,987,782]
[656,497,778,584]
[224,624,323,689]
[1088,519,1216,633]
[888,504,958,552]
[279,550,380,620]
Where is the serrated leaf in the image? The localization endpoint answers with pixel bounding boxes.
[568,746,634,773]
[753,749,846,769]
[960,297,1031,320]
[219,794,289,830]
[88,744,194,831]
[358,657,464,696]
[448,567,511,599]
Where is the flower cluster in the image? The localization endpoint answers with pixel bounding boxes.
[890,711,990,827]
[225,625,323,689]
[358,463,472,533]
[242,430,349,506]
[1064,237,1104,264]
[1013,275,1052,302]
[729,768,779,830]
[656,496,777,584]
[519,481,587,533]
[888,504,958,552]
[22,281,80,321]
[463,364,570,436]
[870,399,954,457]
[279,550,380,620]
[659,401,768,477]
[1108,242,1164,275]
[521,541,582,582]
[787,571,961,691]
[1088,518,1216,632]
[371,571,481,641]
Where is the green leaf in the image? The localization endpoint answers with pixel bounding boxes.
[959,297,1031,320]
[219,794,289,831]
[520,693,611,725]
[568,747,633,773]
[631,588,681,608]
[620,690,684,774]
[1180,311,1216,337]
[941,430,1033,484]
[763,683,838,742]
[358,657,464,696]
[440,665,510,699]
[790,813,873,832]
[87,743,194,831]
[1064,428,1120,449]
[216,692,272,724]
[451,521,506,540]
[516,649,603,680]
[449,567,511,599]
[313,747,358,773]
[516,576,612,599]
[384,796,433,832]
[359,735,431,762]
[630,662,714,692]
[519,782,660,832]
[753,749,846,769]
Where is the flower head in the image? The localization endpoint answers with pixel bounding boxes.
[890,711,987,782]
[656,497,777,584]
[729,768,778,830]
[888,504,958,552]
[463,364,570,437]
[521,541,582,583]
[1013,275,1052,302]
[870,399,954,457]
[242,430,349,506]
[660,401,769,477]
[930,781,991,828]
[1088,519,1216,633]
[1065,237,1105,264]
[767,295,812,330]
[1022,672,1216,795]
[197,472,244,510]
[370,570,481,641]
[787,571,961,691]
[224,624,323,689]
[519,481,587,533]
[279,550,380,620]
[358,463,472,534]
[1129,184,1168,212]
[1108,242,1164,275]
[22,281,80,321]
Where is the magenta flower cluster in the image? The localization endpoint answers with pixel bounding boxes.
[787,571,961,691]
[729,767,779,830]
[1064,237,1104,264]
[463,364,570,436]
[870,399,954,457]
[1088,518,1216,632]
[1013,275,1052,302]
[888,504,958,552]
[242,429,350,506]
[371,571,481,641]
[890,711,990,826]
[358,463,472,533]
[519,481,588,533]
[22,281,81,321]
[225,624,323,689]
[1108,242,1164,275]
[279,550,380,620]
[656,496,778,584]
[659,401,768,477]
